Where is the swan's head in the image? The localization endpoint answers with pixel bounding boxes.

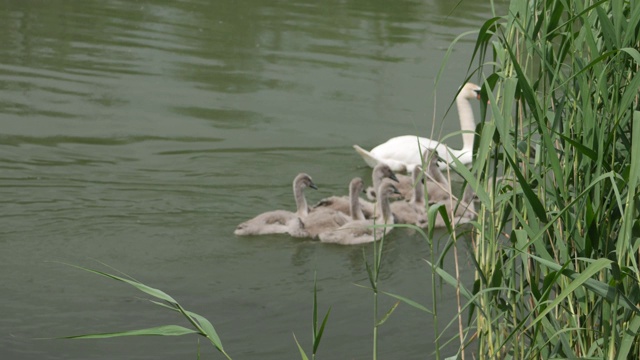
[373,164,399,183]
[459,82,482,100]
[294,173,318,190]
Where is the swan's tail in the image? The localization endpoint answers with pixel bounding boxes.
[353,145,379,168]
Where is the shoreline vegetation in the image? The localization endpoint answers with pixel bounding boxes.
[61,0,640,358]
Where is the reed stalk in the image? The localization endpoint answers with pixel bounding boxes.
[429,0,640,358]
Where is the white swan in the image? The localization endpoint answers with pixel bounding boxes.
[234,173,317,238]
[319,179,400,245]
[353,83,482,171]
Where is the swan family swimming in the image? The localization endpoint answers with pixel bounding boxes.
[234,83,481,245]
[235,153,477,245]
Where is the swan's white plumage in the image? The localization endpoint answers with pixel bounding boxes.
[354,83,481,171]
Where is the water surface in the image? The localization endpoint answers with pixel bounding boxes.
[0,0,498,358]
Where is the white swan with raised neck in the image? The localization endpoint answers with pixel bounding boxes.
[353,83,481,171]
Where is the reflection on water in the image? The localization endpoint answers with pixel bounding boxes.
[0,0,499,359]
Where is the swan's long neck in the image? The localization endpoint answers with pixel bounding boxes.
[293,182,309,217]
[349,183,365,221]
[456,95,476,150]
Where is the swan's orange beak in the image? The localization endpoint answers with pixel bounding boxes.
[474,90,490,104]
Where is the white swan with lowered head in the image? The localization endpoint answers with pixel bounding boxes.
[318,179,400,245]
[234,173,317,238]
[353,83,482,171]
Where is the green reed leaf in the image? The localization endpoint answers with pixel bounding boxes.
[376,301,400,327]
[293,333,309,360]
[381,291,432,314]
[59,262,178,304]
[62,325,198,339]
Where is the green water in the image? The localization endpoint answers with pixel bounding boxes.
[0,0,498,358]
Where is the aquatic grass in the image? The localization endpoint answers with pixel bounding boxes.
[357,219,397,360]
[293,272,331,360]
[424,0,640,358]
[58,262,232,359]
[61,262,334,360]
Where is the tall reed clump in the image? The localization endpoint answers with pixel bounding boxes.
[436,0,640,358]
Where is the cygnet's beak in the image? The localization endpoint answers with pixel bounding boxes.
[309,182,318,190]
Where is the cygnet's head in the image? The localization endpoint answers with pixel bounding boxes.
[378,178,402,198]
[294,173,318,190]
[458,82,482,100]
[421,149,440,173]
[373,164,399,183]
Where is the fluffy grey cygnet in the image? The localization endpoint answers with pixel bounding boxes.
[234,173,317,238]
[319,179,400,245]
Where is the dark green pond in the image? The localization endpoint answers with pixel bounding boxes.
[0,0,499,358]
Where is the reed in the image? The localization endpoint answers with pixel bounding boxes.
[427,0,640,358]
[58,262,232,359]
[293,272,331,360]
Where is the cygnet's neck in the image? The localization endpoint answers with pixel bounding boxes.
[411,170,425,206]
[456,95,476,150]
[294,183,309,217]
[349,182,365,221]
[377,191,394,224]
